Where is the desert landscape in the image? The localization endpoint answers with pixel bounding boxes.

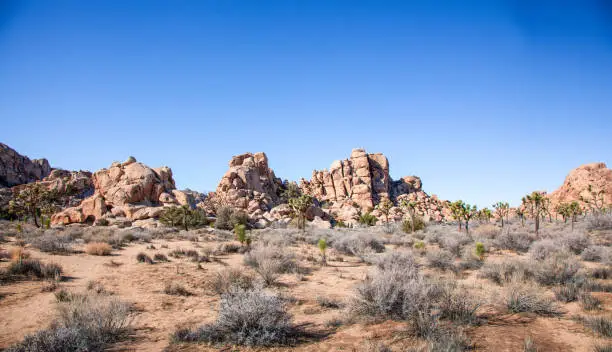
[0,143,611,351]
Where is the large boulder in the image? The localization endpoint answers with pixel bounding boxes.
[212,152,283,216]
[300,148,450,223]
[51,157,190,225]
[0,143,51,188]
[549,162,612,210]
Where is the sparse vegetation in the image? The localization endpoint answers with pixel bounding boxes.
[85,242,113,256]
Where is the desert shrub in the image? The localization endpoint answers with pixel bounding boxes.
[582,246,608,262]
[428,328,472,352]
[316,296,343,309]
[437,283,480,324]
[136,252,154,264]
[375,251,419,273]
[479,260,532,285]
[528,239,562,261]
[230,210,249,228]
[553,282,581,302]
[210,268,255,295]
[357,212,377,227]
[153,253,169,262]
[560,232,590,254]
[7,259,62,280]
[164,283,192,296]
[85,242,112,256]
[586,212,612,231]
[413,241,425,250]
[532,252,581,286]
[472,224,500,238]
[402,216,425,233]
[458,248,484,271]
[332,233,385,260]
[30,234,73,254]
[580,292,602,311]
[215,242,242,254]
[214,206,247,230]
[590,267,612,280]
[494,231,534,252]
[87,280,106,294]
[580,315,612,337]
[173,287,300,346]
[426,250,456,272]
[8,293,131,352]
[594,344,612,352]
[243,245,296,286]
[504,281,561,316]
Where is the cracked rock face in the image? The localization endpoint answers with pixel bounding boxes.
[51,157,193,225]
[212,152,283,216]
[0,143,51,188]
[549,162,612,209]
[299,148,450,223]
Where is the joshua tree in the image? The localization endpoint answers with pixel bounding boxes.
[9,183,59,228]
[400,199,418,233]
[581,184,606,214]
[288,194,313,231]
[515,207,526,227]
[556,203,570,223]
[318,238,327,266]
[492,202,510,228]
[522,192,547,234]
[478,207,492,223]
[450,200,466,231]
[375,198,393,224]
[463,203,478,234]
[567,201,582,231]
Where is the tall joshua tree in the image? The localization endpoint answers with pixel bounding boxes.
[9,183,59,228]
[492,202,510,228]
[522,192,547,234]
[288,194,313,231]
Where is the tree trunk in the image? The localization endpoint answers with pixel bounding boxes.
[535,216,540,234]
[501,217,504,228]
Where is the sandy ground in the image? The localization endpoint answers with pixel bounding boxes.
[1,230,610,351]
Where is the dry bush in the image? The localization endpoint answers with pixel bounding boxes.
[136,252,154,264]
[153,253,169,262]
[579,315,612,337]
[30,233,73,254]
[6,259,62,280]
[503,281,561,316]
[173,287,301,346]
[427,328,472,351]
[426,250,456,272]
[493,231,534,252]
[553,282,581,302]
[560,232,590,254]
[479,260,532,285]
[528,239,562,261]
[243,245,296,286]
[164,283,192,296]
[85,242,112,256]
[8,292,131,352]
[586,212,612,231]
[210,268,254,295]
[330,231,385,260]
[472,224,500,238]
[590,267,612,280]
[594,344,612,352]
[316,296,344,309]
[580,292,602,311]
[582,246,609,262]
[215,242,242,254]
[532,252,581,286]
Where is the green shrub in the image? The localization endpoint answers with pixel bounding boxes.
[475,242,486,259]
[358,212,377,227]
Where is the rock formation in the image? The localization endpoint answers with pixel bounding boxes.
[549,162,612,210]
[211,152,283,219]
[0,143,51,187]
[300,148,450,223]
[51,157,193,225]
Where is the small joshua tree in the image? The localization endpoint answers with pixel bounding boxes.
[478,207,492,223]
[400,199,418,233]
[567,201,582,231]
[318,238,327,266]
[516,207,526,227]
[581,184,606,215]
[493,202,510,228]
[288,194,313,231]
[375,198,393,225]
[235,224,247,246]
[463,203,478,234]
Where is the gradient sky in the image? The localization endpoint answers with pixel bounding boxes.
[1,0,611,207]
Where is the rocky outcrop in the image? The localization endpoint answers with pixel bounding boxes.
[212,152,283,218]
[0,143,51,187]
[51,157,192,225]
[300,148,450,223]
[549,162,612,209]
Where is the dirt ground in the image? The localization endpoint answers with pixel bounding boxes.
[0,222,610,351]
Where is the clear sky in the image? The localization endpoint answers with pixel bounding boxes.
[1,1,611,208]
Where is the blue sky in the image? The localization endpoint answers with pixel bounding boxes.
[1,0,611,207]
